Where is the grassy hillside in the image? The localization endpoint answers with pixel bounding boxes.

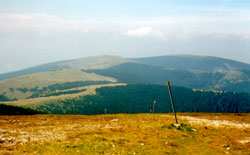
[1,83,126,109]
[0,68,116,100]
[0,113,249,154]
[0,55,128,100]
[0,55,130,81]
[132,55,250,71]
[0,60,71,81]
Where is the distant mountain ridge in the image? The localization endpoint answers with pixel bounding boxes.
[0,55,130,81]
[0,54,250,98]
[131,55,250,71]
[1,55,250,81]
[0,60,71,80]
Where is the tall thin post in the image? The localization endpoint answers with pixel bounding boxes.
[152,100,156,119]
[153,100,156,114]
[167,81,178,124]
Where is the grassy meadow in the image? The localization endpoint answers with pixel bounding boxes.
[2,83,126,109]
[0,68,116,100]
[0,113,249,154]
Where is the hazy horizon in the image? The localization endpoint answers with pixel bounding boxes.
[1,54,250,74]
[1,0,250,73]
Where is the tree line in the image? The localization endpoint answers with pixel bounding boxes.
[0,104,44,115]
[36,84,250,114]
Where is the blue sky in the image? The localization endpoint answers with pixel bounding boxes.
[0,0,249,19]
[0,0,250,73]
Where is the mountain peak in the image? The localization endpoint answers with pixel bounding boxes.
[65,55,131,70]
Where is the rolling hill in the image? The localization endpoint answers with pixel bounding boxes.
[0,68,116,100]
[0,54,250,103]
[0,55,130,81]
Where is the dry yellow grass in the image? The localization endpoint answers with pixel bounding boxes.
[0,113,249,154]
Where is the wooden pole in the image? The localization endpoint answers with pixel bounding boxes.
[153,100,156,114]
[167,81,178,124]
[152,100,156,119]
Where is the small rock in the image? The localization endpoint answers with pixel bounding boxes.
[173,124,180,128]
[141,143,144,146]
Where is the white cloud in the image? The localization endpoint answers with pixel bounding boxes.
[123,26,167,40]
[1,13,250,39]
[124,27,154,37]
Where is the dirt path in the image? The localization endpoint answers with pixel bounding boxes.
[180,116,250,129]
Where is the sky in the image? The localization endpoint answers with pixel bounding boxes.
[0,0,250,73]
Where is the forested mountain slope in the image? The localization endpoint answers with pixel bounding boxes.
[131,55,250,71]
[85,62,250,93]
[34,84,250,114]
